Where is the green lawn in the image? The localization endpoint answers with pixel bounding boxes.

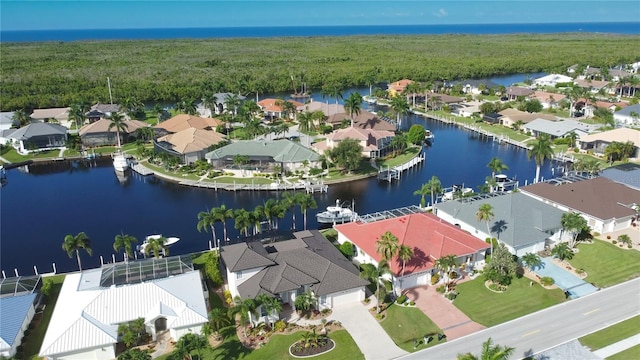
[579,316,640,351]
[0,148,63,162]
[379,304,446,352]
[453,276,566,327]
[378,146,421,168]
[141,161,201,181]
[427,110,530,142]
[569,239,640,288]
[608,344,640,360]
[22,275,66,360]
[209,176,274,185]
[156,329,362,360]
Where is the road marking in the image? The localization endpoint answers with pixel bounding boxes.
[584,308,600,315]
[522,329,541,337]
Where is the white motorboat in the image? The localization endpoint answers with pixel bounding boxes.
[491,174,518,191]
[113,153,129,172]
[316,199,357,224]
[442,185,473,201]
[363,95,377,104]
[425,129,435,141]
[138,234,180,255]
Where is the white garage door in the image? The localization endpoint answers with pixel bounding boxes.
[330,288,364,307]
[399,272,429,290]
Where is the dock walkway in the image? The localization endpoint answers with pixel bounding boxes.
[378,152,425,182]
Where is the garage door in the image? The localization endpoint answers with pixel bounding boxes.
[330,288,364,307]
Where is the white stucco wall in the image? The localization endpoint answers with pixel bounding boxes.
[48,345,115,360]
[227,267,265,298]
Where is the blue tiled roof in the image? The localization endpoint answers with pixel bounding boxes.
[0,293,36,349]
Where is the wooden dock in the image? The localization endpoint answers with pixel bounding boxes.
[130,162,154,176]
[378,152,425,182]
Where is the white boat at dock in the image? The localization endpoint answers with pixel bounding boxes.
[112,152,129,172]
[491,174,519,191]
[425,129,435,142]
[363,95,377,104]
[316,199,357,224]
[442,184,473,201]
[138,234,180,255]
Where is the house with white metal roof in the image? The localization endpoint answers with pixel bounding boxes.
[39,261,207,360]
[0,112,17,131]
[522,119,600,139]
[533,74,573,88]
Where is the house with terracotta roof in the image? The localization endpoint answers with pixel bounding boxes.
[79,119,149,147]
[313,127,395,158]
[577,128,640,159]
[530,91,566,109]
[434,193,567,256]
[220,230,367,319]
[155,128,227,164]
[257,99,304,120]
[334,212,489,291]
[154,114,223,135]
[520,177,640,234]
[326,110,397,131]
[387,79,414,97]
[296,101,345,117]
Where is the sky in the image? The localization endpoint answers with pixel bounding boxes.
[1,0,639,31]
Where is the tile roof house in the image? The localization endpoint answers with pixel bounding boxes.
[155,128,227,164]
[1,290,38,358]
[7,123,67,154]
[530,91,567,109]
[387,79,414,96]
[434,193,567,256]
[573,79,611,94]
[39,269,208,360]
[326,110,397,131]
[296,101,345,117]
[78,119,149,147]
[313,127,395,158]
[30,108,71,127]
[334,212,489,291]
[498,108,557,128]
[522,119,600,139]
[614,104,640,126]
[155,114,223,135]
[506,86,534,100]
[577,128,640,159]
[257,99,304,120]
[220,230,367,320]
[520,177,640,234]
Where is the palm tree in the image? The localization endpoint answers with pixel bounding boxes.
[398,244,414,279]
[566,131,578,148]
[202,92,218,117]
[376,231,400,262]
[390,95,410,125]
[551,242,574,261]
[233,209,252,236]
[213,205,234,243]
[176,98,198,115]
[62,232,92,271]
[343,92,363,127]
[561,212,588,248]
[414,183,431,208]
[12,109,31,126]
[281,192,298,230]
[528,134,554,183]
[487,157,509,179]
[520,252,542,271]
[231,296,259,338]
[617,234,632,247]
[113,233,138,260]
[359,261,390,314]
[297,111,313,135]
[108,112,128,149]
[476,203,495,254]
[208,307,232,340]
[426,176,443,207]
[256,294,282,328]
[197,208,219,250]
[68,103,86,131]
[404,82,421,108]
[434,254,458,287]
[457,337,515,360]
[144,235,169,258]
[298,193,317,230]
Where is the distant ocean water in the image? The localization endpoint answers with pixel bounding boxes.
[2,22,639,42]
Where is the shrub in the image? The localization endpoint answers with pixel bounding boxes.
[593,232,600,237]
[540,276,555,286]
[204,252,223,286]
[629,245,633,249]
[445,292,457,301]
[431,273,440,285]
[612,240,617,244]
[409,301,415,306]
[339,241,354,259]
[224,290,233,306]
[607,235,611,239]
[274,320,287,332]
[363,297,371,304]
[376,313,385,320]
[575,268,585,275]
[396,294,407,304]
[436,285,446,294]
[321,308,331,315]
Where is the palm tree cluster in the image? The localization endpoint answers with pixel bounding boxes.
[196,193,318,249]
[228,293,284,338]
[414,175,442,208]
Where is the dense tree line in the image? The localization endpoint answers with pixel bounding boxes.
[2,33,639,110]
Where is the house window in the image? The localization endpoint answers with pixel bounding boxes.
[236,271,243,280]
[260,306,268,317]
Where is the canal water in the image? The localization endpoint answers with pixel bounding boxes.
[1,76,558,275]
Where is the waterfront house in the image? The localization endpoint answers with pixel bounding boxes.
[39,258,208,360]
[506,86,534,101]
[205,139,319,176]
[196,93,246,116]
[296,100,345,117]
[574,79,611,94]
[577,128,640,159]
[498,108,557,129]
[533,74,573,88]
[86,104,121,123]
[0,112,17,130]
[326,110,397,131]
[313,127,395,159]
[30,108,71,127]
[78,119,149,147]
[387,79,414,96]
[154,128,227,164]
[522,119,599,139]
[7,123,67,154]
[425,92,464,110]
[449,79,500,95]
[257,98,304,120]
[434,193,566,256]
[334,212,489,293]
[220,230,367,322]
[154,114,223,136]
[613,104,640,126]
[482,112,502,124]
[520,177,640,234]
[529,91,567,109]
[0,276,41,358]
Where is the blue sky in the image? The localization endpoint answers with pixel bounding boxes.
[1,0,638,31]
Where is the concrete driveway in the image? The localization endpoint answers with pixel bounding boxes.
[330,302,408,360]
[404,285,485,340]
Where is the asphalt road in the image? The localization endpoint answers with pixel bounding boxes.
[397,278,640,360]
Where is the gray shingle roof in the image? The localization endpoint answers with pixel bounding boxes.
[0,112,16,127]
[523,119,599,137]
[615,104,640,117]
[220,242,275,272]
[205,140,319,163]
[600,163,640,190]
[8,123,67,140]
[434,193,565,249]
